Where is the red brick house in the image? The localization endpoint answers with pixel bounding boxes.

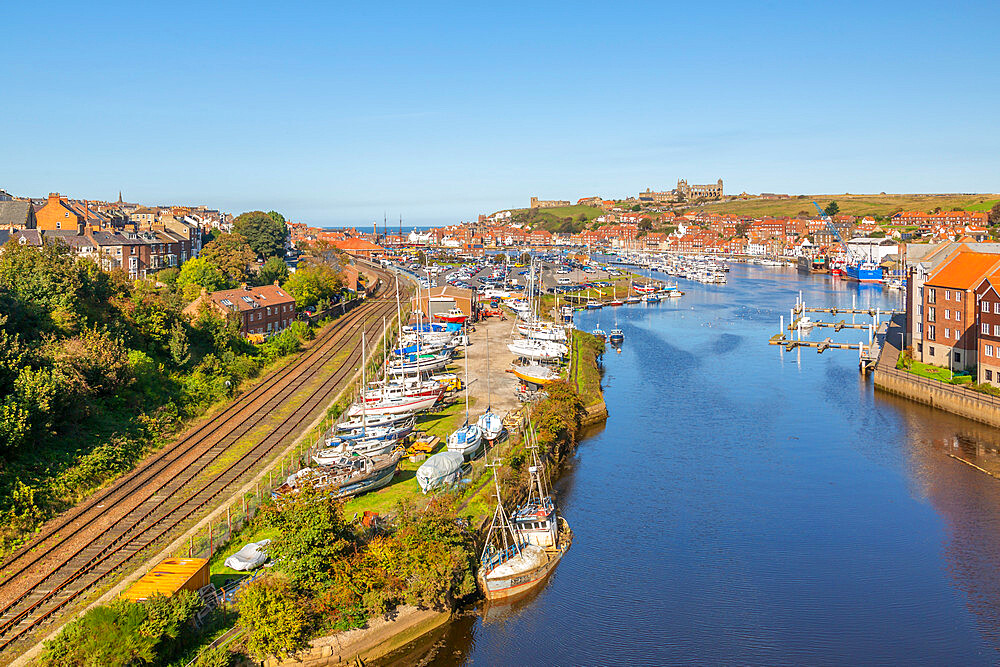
[920,250,1000,371]
[184,284,296,337]
[975,274,1000,386]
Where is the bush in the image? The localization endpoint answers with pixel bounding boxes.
[40,591,201,666]
[237,576,312,660]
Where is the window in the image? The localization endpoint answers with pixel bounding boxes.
[918,322,923,335]
[955,311,961,322]
[928,288,936,304]
[995,302,1000,315]
[995,324,1000,337]
[955,352,962,363]
[928,307,936,322]
[929,345,935,355]
[945,309,950,320]
[266,307,271,316]
[988,370,994,381]
[956,292,963,304]
[945,328,950,339]
[928,326,936,341]
[983,301,990,313]
[987,345,995,357]
[945,290,951,300]
[918,343,923,352]
[984,323,990,335]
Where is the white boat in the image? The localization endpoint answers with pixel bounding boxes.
[447,422,483,458]
[507,338,566,360]
[477,411,504,441]
[386,352,452,375]
[416,451,466,493]
[347,392,439,416]
[517,321,568,341]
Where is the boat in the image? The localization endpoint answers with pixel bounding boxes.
[591,327,606,341]
[448,332,484,459]
[517,320,568,341]
[477,444,570,602]
[347,392,439,416]
[843,260,883,283]
[608,328,624,344]
[477,331,506,443]
[416,450,466,493]
[507,338,566,360]
[507,363,560,387]
[434,307,469,324]
[336,411,415,432]
[386,352,452,375]
[276,451,401,499]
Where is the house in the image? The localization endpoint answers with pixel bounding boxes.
[331,238,385,258]
[35,193,83,231]
[0,201,37,231]
[919,250,1000,371]
[183,284,296,337]
[975,274,1000,386]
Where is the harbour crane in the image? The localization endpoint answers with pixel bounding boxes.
[813,201,859,264]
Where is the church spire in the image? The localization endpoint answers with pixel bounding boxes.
[118,191,123,204]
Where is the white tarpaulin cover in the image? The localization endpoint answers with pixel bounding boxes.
[224,539,271,571]
[486,544,547,580]
[416,451,465,493]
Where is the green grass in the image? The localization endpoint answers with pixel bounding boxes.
[571,331,604,407]
[692,194,1000,218]
[900,359,973,384]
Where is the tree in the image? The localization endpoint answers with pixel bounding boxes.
[824,201,840,217]
[638,218,653,231]
[233,211,288,259]
[168,321,190,366]
[283,262,343,309]
[492,253,507,265]
[989,202,1000,226]
[263,485,354,589]
[259,257,289,286]
[237,577,311,660]
[630,204,641,212]
[201,233,256,285]
[519,252,532,265]
[177,257,227,298]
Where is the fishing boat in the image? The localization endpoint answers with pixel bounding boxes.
[276,452,400,499]
[608,328,624,344]
[478,451,570,602]
[416,450,466,493]
[434,307,469,324]
[608,285,624,307]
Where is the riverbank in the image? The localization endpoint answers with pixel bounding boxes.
[179,312,608,665]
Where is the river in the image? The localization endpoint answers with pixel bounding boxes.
[386,263,1000,665]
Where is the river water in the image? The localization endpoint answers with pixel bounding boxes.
[388,264,1000,665]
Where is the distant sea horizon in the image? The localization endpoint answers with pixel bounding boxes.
[320,224,439,234]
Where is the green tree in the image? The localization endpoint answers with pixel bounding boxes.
[233,211,288,259]
[989,202,1000,226]
[177,257,228,297]
[263,485,354,589]
[237,577,311,660]
[169,321,191,366]
[201,233,256,285]
[259,256,290,286]
[519,252,532,265]
[155,267,179,288]
[283,262,343,309]
[631,204,641,212]
[638,218,653,231]
[824,201,840,217]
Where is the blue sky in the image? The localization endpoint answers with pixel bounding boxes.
[2,1,998,227]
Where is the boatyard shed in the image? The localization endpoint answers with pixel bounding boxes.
[123,558,209,601]
[410,285,478,319]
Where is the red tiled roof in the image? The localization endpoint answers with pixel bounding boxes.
[927,250,1000,290]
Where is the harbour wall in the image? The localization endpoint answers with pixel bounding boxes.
[874,366,1000,429]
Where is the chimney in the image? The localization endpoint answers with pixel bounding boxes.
[47,192,61,206]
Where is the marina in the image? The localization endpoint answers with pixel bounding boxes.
[393,261,1000,666]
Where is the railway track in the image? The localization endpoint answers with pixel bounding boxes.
[0,270,409,659]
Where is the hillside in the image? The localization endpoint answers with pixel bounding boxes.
[688,193,1000,219]
[510,205,604,233]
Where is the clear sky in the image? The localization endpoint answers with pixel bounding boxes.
[2,1,998,227]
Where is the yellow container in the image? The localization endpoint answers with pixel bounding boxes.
[123,558,210,602]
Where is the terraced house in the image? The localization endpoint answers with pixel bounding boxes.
[184,284,297,337]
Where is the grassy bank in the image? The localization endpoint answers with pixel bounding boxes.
[692,193,1000,219]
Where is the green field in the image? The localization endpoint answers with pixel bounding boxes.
[690,194,999,218]
[510,205,605,232]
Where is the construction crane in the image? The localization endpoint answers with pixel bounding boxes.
[813,201,858,264]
